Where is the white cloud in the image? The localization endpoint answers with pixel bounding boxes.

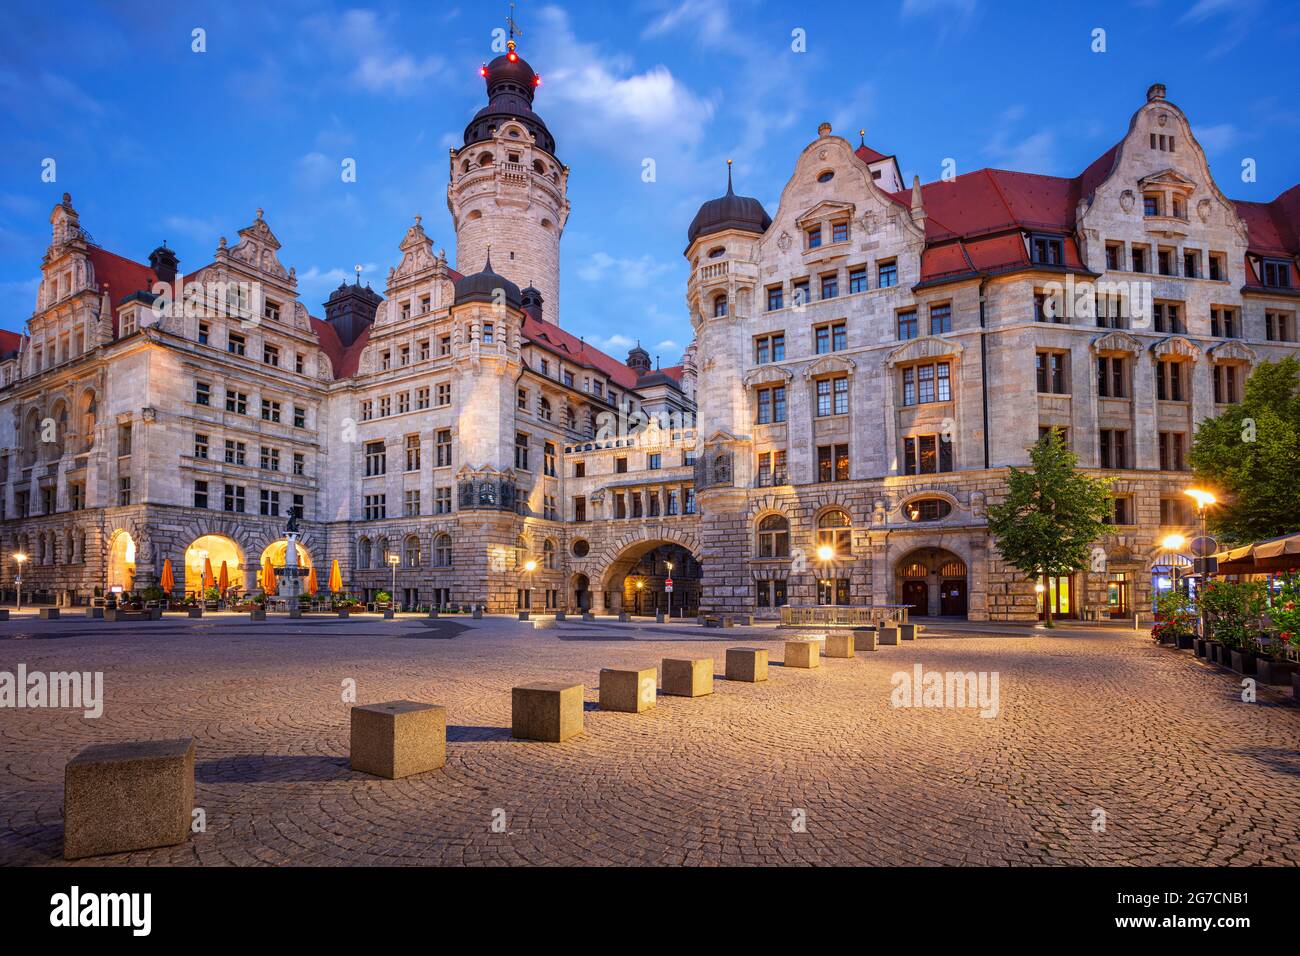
[162,214,222,246]
[301,9,444,95]
[1192,123,1238,153]
[983,106,1057,174]
[531,6,715,151]
[642,1,731,47]
[576,251,674,290]
[295,263,380,300]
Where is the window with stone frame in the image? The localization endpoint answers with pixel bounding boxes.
[756,514,791,558]
[817,510,853,557]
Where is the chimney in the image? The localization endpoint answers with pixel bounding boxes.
[910,175,927,227]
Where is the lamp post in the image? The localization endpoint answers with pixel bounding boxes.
[1161,533,1187,599]
[386,553,400,610]
[13,552,27,611]
[665,559,674,619]
[523,558,537,613]
[816,543,835,607]
[634,578,644,616]
[1184,488,1217,637]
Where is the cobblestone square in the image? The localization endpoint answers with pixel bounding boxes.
[1,613,1297,866]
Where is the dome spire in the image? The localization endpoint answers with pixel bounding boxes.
[726,158,734,196]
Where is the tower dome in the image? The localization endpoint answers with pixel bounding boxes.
[687,161,772,245]
[464,41,556,156]
[453,252,522,310]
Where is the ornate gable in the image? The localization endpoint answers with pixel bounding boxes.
[1091,330,1141,354]
[220,209,293,283]
[1207,339,1256,364]
[803,354,858,379]
[388,215,446,289]
[1151,335,1202,360]
[743,365,795,388]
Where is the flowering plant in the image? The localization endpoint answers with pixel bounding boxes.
[1153,590,1197,643]
[1199,579,1268,651]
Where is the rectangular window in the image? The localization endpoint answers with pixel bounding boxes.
[897,310,917,340]
[1208,253,1226,282]
[198,321,209,345]
[194,433,209,460]
[901,362,950,405]
[1210,307,1237,338]
[195,381,211,406]
[1036,352,1067,394]
[263,344,279,367]
[261,399,281,423]
[293,452,305,477]
[792,280,810,307]
[1099,429,1128,469]
[223,483,245,513]
[404,489,420,518]
[515,432,530,470]
[806,226,822,249]
[817,444,850,482]
[1156,359,1184,402]
[1131,246,1147,273]
[573,495,587,522]
[193,480,209,509]
[766,286,784,311]
[259,446,280,471]
[545,442,558,476]
[1158,431,1187,471]
[1097,356,1127,398]
[816,377,849,417]
[224,440,246,466]
[1266,311,1296,342]
[1183,251,1199,278]
[365,440,386,477]
[832,221,849,243]
[397,392,410,415]
[878,259,897,288]
[1214,364,1240,404]
[1262,258,1292,289]
[227,333,246,356]
[363,494,387,521]
[1153,301,1182,334]
[820,274,838,299]
[435,487,452,515]
[756,385,787,424]
[929,303,952,334]
[903,435,953,475]
[117,476,132,506]
[1103,497,1132,526]
[1105,243,1122,271]
[260,489,280,517]
[405,434,421,471]
[226,391,248,415]
[1161,497,1192,526]
[436,430,452,467]
[1030,234,1064,265]
[849,268,868,293]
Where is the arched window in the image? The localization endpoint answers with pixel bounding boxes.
[357,537,372,570]
[538,397,552,421]
[532,159,545,175]
[756,514,790,558]
[403,535,421,569]
[434,534,452,567]
[376,537,390,566]
[543,539,556,569]
[477,152,493,167]
[65,529,75,564]
[817,510,853,557]
[713,294,728,317]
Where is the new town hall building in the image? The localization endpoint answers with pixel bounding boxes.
[2,40,1298,621]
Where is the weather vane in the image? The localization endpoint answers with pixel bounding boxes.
[507,1,523,44]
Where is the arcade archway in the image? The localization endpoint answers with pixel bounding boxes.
[106,529,136,592]
[896,547,968,618]
[185,534,246,595]
[599,540,702,617]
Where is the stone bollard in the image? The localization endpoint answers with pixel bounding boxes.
[350,701,446,779]
[64,739,195,860]
[878,624,901,646]
[661,658,713,697]
[337,609,350,619]
[518,611,531,621]
[825,632,855,658]
[39,608,60,620]
[250,609,266,622]
[289,607,302,619]
[655,610,665,624]
[599,667,658,713]
[472,607,483,620]
[899,623,917,641]
[853,628,878,652]
[725,647,769,683]
[427,608,439,619]
[618,612,630,623]
[582,612,595,622]
[0,609,9,621]
[512,683,584,742]
[383,609,395,620]
[555,611,566,622]
[187,608,203,619]
[784,640,820,669]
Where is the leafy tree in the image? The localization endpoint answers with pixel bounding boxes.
[987,430,1113,627]
[1188,356,1300,545]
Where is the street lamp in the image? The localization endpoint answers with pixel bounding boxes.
[386,552,400,610]
[815,543,835,607]
[665,559,674,619]
[634,578,645,616]
[1161,533,1186,598]
[13,552,27,611]
[1184,488,1217,636]
[523,558,537,613]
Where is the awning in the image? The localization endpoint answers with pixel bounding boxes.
[1212,531,1300,574]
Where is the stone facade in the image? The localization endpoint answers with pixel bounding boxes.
[1,74,1297,622]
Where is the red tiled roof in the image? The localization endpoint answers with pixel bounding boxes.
[658,364,683,382]
[855,144,891,165]
[0,329,23,356]
[1234,186,1300,257]
[522,315,640,390]
[86,246,157,335]
[310,317,370,379]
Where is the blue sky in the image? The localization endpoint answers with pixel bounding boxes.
[2,0,1298,362]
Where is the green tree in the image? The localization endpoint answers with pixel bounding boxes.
[1188,356,1300,544]
[987,430,1113,627]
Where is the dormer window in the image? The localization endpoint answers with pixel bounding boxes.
[263,300,281,322]
[120,309,138,337]
[831,221,849,243]
[806,227,822,249]
[1029,234,1064,266]
[1143,194,1161,217]
[1261,258,1293,289]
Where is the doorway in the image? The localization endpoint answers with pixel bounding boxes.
[940,579,967,616]
[902,580,928,616]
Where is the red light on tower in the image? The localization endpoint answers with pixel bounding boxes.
[533,75,542,87]
[479,64,487,77]
[508,51,517,62]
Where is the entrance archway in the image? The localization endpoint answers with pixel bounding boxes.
[106,529,136,592]
[598,539,702,617]
[896,547,968,618]
[185,535,246,596]
[572,573,591,612]
[259,540,313,597]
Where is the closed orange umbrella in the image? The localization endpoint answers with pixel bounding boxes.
[262,557,277,594]
[306,565,318,596]
[328,559,343,594]
[218,561,229,594]
[160,558,175,594]
[203,558,215,591]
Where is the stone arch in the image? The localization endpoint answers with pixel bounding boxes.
[892,543,972,618]
[106,528,136,592]
[20,407,42,467]
[572,572,591,612]
[47,397,69,460]
[185,534,247,595]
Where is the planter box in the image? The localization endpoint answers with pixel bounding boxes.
[1206,642,1224,665]
[1257,657,1298,686]
[337,609,350,618]
[187,608,203,618]
[103,609,154,623]
[1176,633,1195,650]
[1293,669,1300,702]
[1194,638,1207,658]
[250,609,266,621]
[382,610,395,620]
[1229,650,1257,675]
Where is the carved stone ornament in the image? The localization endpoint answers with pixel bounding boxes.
[1197,198,1212,223]
[777,231,793,252]
[1119,190,1135,213]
